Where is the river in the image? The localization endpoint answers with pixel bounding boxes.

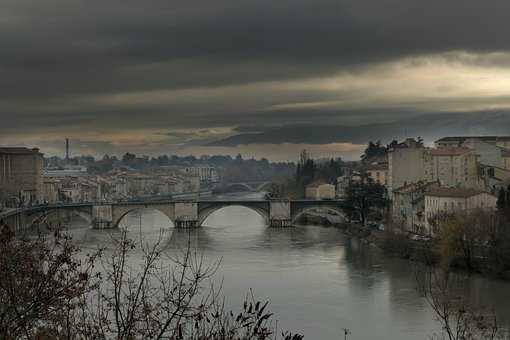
[67,193,510,340]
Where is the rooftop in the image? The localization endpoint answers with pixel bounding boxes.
[431,147,472,156]
[0,147,42,155]
[365,162,388,171]
[436,136,510,143]
[306,180,332,188]
[425,187,490,198]
[394,181,438,194]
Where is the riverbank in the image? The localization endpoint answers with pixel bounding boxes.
[331,221,510,281]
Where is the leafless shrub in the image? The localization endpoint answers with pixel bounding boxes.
[415,264,508,340]
[0,223,100,339]
[0,222,303,340]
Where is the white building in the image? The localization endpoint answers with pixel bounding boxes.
[184,166,219,182]
[387,144,433,199]
[435,136,510,149]
[392,181,438,234]
[430,147,479,189]
[461,138,505,168]
[306,182,336,200]
[424,187,497,234]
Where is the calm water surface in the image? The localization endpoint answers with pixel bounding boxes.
[68,194,510,340]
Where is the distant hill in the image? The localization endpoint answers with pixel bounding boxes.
[208,111,510,146]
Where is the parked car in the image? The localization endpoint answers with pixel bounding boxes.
[367,221,379,229]
[410,234,431,242]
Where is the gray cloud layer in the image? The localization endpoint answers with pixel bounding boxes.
[3,0,510,156]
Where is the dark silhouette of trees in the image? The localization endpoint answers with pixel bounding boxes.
[344,174,387,225]
[496,185,510,218]
[361,141,386,163]
[290,150,344,198]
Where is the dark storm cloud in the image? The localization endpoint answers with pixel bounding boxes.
[2,0,510,97]
[2,0,510,151]
[212,111,510,146]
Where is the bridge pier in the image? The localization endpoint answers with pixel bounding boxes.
[269,218,292,227]
[92,204,113,229]
[1,199,347,234]
[175,218,198,228]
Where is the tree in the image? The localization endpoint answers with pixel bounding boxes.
[315,158,343,184]
[0,227,100,339]
[415,264,503,340]
[360,141,386,163]
[122,152,136,164]
[0,224,303,340]
[344,174,387,225]
[436,211,490,271]
[497,187,506,212]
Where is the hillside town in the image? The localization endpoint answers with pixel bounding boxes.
[281,136,510,237]
[2,136,508,236]
[0,146,218,207]
[0,139,297,210]
[363,136,509,235]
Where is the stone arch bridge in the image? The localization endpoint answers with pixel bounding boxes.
[0,199,348,232]
[215,181,272,192]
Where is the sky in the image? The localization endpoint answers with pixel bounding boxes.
[2,0,510,161]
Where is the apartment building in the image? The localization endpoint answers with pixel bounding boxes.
[366,162,388,186]
[424,187,497,234]
[0,147,44,205]
[387,144,433,199]
[430,147,479,189]
[436,136,510,149]
[392,181,438,234]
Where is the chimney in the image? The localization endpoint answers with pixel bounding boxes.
[65,138,70,161]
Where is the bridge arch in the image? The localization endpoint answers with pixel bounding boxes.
[113,207,175,229]
[292,205,347,224]
[29,207,93,228]
[223,183,255,192]
[198,203,270,227]
[256,182,272,191]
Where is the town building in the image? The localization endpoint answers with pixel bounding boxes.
[365,162,388,186]
[335,176,350,199]
[435,136,510,149]
[42,177,60,203]
[502,149,510,171]
[44,165,88,178]
[461,138,505,168]
[424,187,497,234]
[392,181,438,234]
[478,164,510,194]
[0,147,44,206]
[184,166,219,183]
[305,182,336,200]
[387,142,433,199]
[430,147,479,189]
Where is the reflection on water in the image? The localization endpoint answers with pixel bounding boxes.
[67,203,510,340]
